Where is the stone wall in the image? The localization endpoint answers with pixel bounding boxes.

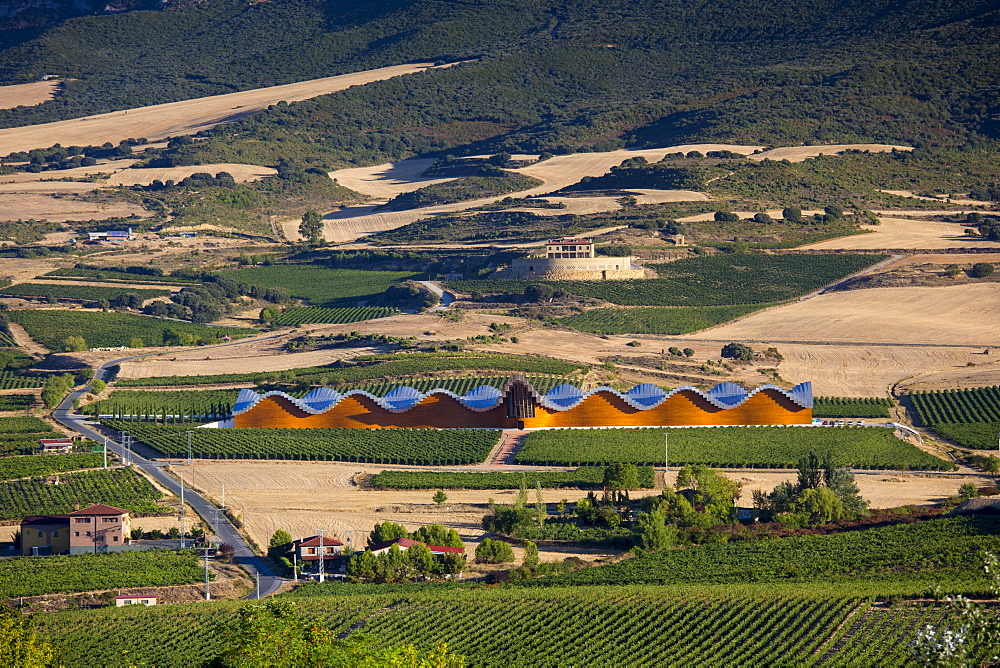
[503,256,644,280]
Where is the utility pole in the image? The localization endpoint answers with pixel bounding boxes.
[185,430,193,466]
[256,571,260,599]
[315,529,327,584]
[102,437,108,469]
[199,545,212,600]
[664,432,669,487]
[293,549,298,582]
[179,470,186,549]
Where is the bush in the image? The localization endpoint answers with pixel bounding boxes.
[720,342,754,361]
[475,538,515,564]
[971,262,994,278]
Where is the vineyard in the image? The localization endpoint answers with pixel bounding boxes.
[45,268,200,285]
[104,421,500,465]
[909,387,1000,449]
[0,453,102,481]
[34,586,967,667]
[528,515,1000,590]
[0,468,166,521]
[368,466,656,490]
[272,306,399,326]
[0,283,171,302]
[0,393,35,411]
[813,397,894,419]
[0,550,205,599]
[7,310,256,350]
[83,390,237,421]
[557,304,772,335]
[0,416,66,456]
[115,354,586,387]
[0,371,44,390]
[910,386,1000,425]
[447,254,887,306]
[218,265,417,306]
[515,426,953,470]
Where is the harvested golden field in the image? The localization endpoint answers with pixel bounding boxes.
[0,80,60,109]
[327,158,452,200]
[0,63,448,156]
[749,144,912,162]
[180,459,979,557]
[105,164,277,186]
[0,192,150,223]
[802,214,999,250]
[683,284,1000,346]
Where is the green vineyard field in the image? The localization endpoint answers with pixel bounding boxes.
[0,416,67,456]
[515,426,953,470]
[45,268,200,285]
[368,466,656,490]
[272,306,399,326]
[0,550,204,599]
[0,468,165,521]
[0,283,170,301]
[0,393,35,411]
[910,386,1000,425]
[929,422,1000,450]
[0,371,45,390]
[105,422,500,465]
[557,304,772,335]
[218,265,417,306]
[8,310,256,350]
[447,254,887,306]
[0,453,103,481]
[813,397,894,419]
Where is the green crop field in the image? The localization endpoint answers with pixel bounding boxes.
[7,310,256,350]
[515,426,953,470]
[45,268,200,285]
[368,466,655,490]
[105,421,500,465]
[557,304,773,335]
[0,370,44,390]
[114,354,586,387]
[0,468,165,521]
[82,390,237,421]
[0,551,204,599]
[0,453,102,481]
[447,254,887,306]
[0,393,35,411]
[218,265,418,306]
[528,515,1000,589]
[0,416,67,456]
[272,306,399,326]
[813,397,894,419]
[909,387,1000,449]
[0,283,171,302]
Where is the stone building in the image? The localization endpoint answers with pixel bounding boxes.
[501,236,645,280]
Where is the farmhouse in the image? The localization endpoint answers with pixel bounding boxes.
[20,504,132,556]
[218,376,813,430]
[39,437,75,453]
[369,537,464,556]
[293,535,345,574]
[87,228,133,242]
[502,236,645,280]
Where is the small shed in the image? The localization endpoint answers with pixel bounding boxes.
[39,438,74,454]
[115,595,156,607]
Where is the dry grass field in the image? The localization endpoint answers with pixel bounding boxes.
[105,164,277,186]
[749,144,912,162]
[0,81,60,109]
[682,284,1000,346]
[0,63,449,156]
[0,193,150,223]
[178,458,980,560]
[802,214,999,250]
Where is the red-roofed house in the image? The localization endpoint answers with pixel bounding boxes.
[293,535,345,575]
[369,537,463,556]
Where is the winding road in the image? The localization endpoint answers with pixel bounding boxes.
[52,342,288,599]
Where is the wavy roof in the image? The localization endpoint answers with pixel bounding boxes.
[232,380,812,416]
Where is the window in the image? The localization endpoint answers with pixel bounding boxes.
[113,536,119,542]
[103,517,119,523]
[85,531,91,537]
[74,517,91,524]
[38,531,43,538]
[74,531,80,537]
[307,548,315,555]
[54,531,58,537]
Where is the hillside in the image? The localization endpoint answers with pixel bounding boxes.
[0,0,996,163]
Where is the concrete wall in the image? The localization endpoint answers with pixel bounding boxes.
[505,256,644,280]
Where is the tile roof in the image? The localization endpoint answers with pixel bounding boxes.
[68,504,131,516]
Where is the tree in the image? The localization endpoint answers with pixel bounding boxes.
[971,262,995,278]
[367,522,408,548]
[720,342,754,361]
[945,263,962,278]
[411,524,463,549]
[792,487,844,524]
[298,209,324,245]
[129,337,144,348]
[782,207,802,223]
[523,283,555,302]
[64,335,87,352]
[347,550,378,582]
[522,541,539,569]
[958,482,980,500]
[0,607,56,667]
[753,212,773,224]
[714,211,739,222]
[433,490,448,505]
[638,508,676,552]
[683,348,695,357]
[268,530,293,558]
[91,379,106,394]
[824,204,845,218]
[604,463,640,505]
[475,538,515,564]
[405,542,434,575]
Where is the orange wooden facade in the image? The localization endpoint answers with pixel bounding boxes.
[233,388,811,429]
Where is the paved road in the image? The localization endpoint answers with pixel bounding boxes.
[417,280,455,311]
[52,346,287,599]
